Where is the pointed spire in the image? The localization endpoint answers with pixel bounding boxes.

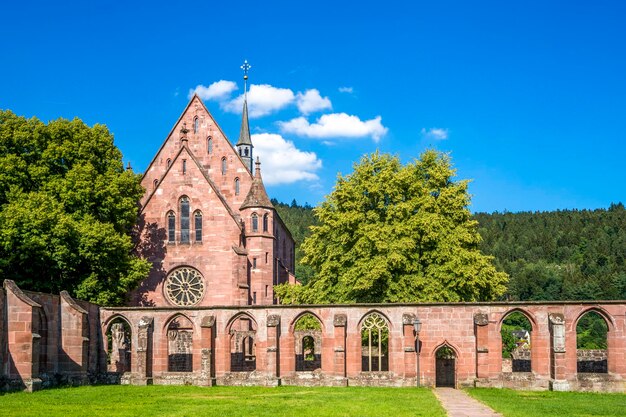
[236,100,252,147]
[240,157,273,209]
[236,60,253,171]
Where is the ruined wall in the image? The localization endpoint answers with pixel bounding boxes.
[0,281,102,391]
[2,280,625,392]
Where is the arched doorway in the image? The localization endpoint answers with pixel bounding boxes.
[435,346,456,388]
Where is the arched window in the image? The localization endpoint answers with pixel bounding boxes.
[263,213,269,232]
[194,211,202,242]
[501,311,532,373]
[294,313,322,372]
[180,197,190,243]
[221,157,227,175]
[251,213,258,232]
[235,178,240,196]
[182,159,187,175]
[153,179,158,189]
[207,137,213,154]
[244,147,249,156]
[361,312,389,372]
[106,317,131,373]
[576,311,608,373]
[229,315,257,372]
[167,211,175,243]
[193,117,199,134]
[166,158,172,168]
[167,315,193,372]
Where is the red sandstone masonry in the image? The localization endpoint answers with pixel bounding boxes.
[2,280,626,392]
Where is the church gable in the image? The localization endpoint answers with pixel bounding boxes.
[141,146,242,242]
[141,95,253,209]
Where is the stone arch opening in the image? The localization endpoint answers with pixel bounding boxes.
[228,313,257,372]
[166,314,194,372]
[293,313,322,372]
[500,310,533,373]
[576,310,609,374]
[105,316,132,374]
[360,311,390,372]
[435,344,457,388]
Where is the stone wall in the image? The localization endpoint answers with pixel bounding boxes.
[2,280,626,392]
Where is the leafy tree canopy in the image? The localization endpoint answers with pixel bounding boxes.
[0,110,150,305]
[275,150,508,303]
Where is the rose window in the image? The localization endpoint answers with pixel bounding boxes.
[164,267,205,306]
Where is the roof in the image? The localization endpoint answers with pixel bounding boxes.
[240,158,273,210]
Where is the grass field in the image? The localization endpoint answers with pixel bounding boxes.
[0,385,446,417]
[468,388,626,417]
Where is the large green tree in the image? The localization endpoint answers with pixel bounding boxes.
[0,110,150,305]
[275,150,508,303]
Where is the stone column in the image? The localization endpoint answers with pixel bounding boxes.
[549,313,570,391]
[333,314,347,385]
[266,314,281,386]
[199,315,215,386]
[474,312,490,380]
[135,316,153,385]
[402,313,417,380]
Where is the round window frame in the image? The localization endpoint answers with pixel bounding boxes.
[164,267,205,307]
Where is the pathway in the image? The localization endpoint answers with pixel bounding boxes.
[434,388,502,417]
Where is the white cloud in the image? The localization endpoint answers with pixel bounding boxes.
[296,89,332,115]
[189,80,238,101]
[224,84,295,118]
[421,127,449,140]
[252,133,322,185]
[338,86,354,94]
[278,113,388,142]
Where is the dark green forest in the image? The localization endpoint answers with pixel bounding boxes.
[275,199,626,302]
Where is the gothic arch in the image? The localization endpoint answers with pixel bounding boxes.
[357,310,393,331]
[499,308,535,373]
[164,314,194,372]
[225,312,258,332]
[432,341,459,388]
[289,311,325,333]
[227,312,258,372]
[359,311,391,372]
[430,340,461,359]
[163,313,195,333]
[104,314,132,374]
[497,308,537,331]
[103,313,132,331]
[572,306,615,332]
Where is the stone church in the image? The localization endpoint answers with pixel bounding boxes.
[130,90,296,307]
[1,72,624,393]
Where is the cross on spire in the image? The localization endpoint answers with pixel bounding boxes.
[241,59,251,99]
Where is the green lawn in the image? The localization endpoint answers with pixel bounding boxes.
[467,388,626,417]
[0,385,445,417]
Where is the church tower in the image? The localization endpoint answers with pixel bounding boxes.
[236,60,253,172]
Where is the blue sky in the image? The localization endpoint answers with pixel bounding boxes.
[2,1,625,212]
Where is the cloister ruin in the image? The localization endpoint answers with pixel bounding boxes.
[2,280,624,393]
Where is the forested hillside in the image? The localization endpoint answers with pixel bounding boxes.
[275,200,626,301]
[475,203,626,301]
[272,199,318,284]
